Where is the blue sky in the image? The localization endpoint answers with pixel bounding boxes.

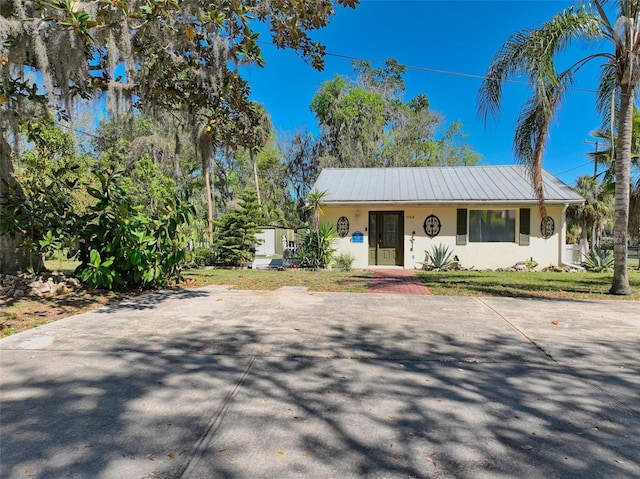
[243,0,608,186]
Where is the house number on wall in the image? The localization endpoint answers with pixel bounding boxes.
[336,216,350,237]
[423,214,442,238]
[541,216,555,239]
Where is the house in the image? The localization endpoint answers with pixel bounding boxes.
[311,166,584,270]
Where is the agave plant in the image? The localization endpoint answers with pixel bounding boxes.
[583,248,614,272]
[422,244,456,271]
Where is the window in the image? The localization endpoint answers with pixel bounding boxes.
[469,210,516,242]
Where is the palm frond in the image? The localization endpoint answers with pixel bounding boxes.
[478,5,601,123]
[596,63,619,126]
[512,73,572,217]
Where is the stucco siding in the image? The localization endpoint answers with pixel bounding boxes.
[323,204,568,270]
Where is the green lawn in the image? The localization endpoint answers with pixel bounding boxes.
[417,269,640,300]
[42,257,640,300]
[183,268,374,293]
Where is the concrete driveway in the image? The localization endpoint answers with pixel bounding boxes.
[1,287,639,478]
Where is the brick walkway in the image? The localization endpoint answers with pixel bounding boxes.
[368,268,432,295]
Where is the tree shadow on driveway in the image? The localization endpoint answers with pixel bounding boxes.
[1,291,638,478]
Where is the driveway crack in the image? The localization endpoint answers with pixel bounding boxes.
[179,355,256,478]
[476,298,556,362]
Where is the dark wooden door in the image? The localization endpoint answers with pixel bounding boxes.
[368,211,403,265]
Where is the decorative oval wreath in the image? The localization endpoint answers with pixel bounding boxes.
[336,216,350,237]
[540,216,555,239]
[423,214,442,238]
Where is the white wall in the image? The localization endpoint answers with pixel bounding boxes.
[323,204,568,270]
[255,228,276,256]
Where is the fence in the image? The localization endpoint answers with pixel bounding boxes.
[564,243,640,267]
[190,227,297,256]
[564,244,583,265]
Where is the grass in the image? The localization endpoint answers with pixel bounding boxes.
[44,258,80,275]
[182,268,373,293]
[418,269,640,301]
[1,265,638,338]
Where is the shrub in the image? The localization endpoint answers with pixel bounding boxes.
[583,248,614,272]
[193,247,217,267]
[334,251,356,271]
[211,189,262,267]
[0,133,85,272]
[422,244,456,271]
[297,223,337,269]
[75,169,194,289]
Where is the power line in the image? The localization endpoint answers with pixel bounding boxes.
[323,50,599,94]
[259,41,599,95]
[553,161,596,176]
[55,43,602,142]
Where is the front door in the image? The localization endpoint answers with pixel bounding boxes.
[368,211,404,266]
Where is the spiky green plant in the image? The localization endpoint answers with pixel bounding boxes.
[297,223,337,269]
[422,244,456,271]
[333,251,356,271]
[583,248,614,272]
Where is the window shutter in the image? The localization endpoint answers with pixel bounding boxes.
[520,208,530,245]
[456,209,467,245]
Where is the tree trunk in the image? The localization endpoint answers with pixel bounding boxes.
[251,149,261,205]
[609,85,632,295]
[0,132,44,274]
[203,155,214,244]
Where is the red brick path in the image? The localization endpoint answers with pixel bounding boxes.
[368,268,432,295]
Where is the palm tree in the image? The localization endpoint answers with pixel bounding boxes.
[587,109,640,243]
[479,1,636,295]
[306,189,327,230]
[247,102,273,205]
[570,175,614,251]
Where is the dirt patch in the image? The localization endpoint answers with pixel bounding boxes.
[0,290,134,337]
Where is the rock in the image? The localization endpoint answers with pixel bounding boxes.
[66,277,81,289]
[0,272,84,298]
[54,284,68,295]
[2,288,15,297]
[542,264,571,273]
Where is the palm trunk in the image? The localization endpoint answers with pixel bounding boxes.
[609,85,632,295]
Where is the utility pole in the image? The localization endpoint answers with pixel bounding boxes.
[584,139,600,251]
[584,139,599,177]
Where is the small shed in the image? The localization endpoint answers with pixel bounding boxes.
[255,227,296,256]
[311,166,584,270]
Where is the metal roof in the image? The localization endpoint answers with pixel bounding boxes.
[312,166,584,205]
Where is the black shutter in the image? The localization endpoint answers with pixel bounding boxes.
[456,209,467,245]
[520,208,530,245]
